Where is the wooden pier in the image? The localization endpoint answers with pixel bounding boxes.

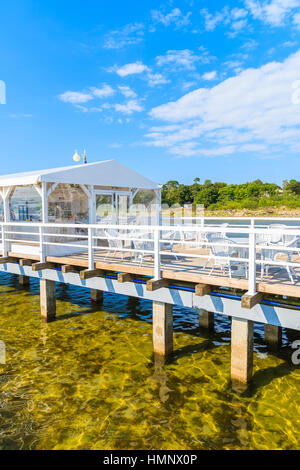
[1,219,300,387]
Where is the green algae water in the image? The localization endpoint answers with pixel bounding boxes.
[0,273,299,450]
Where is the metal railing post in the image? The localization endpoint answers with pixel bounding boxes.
[39,226,45,262]
[154,227,161,280]
[248,231,257,295]
[2,224,7,257]
[88,227,94,269]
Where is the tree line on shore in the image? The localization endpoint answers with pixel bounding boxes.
[161,178,300,210]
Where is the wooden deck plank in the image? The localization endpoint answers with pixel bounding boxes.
[19,259,35,267]
[195,284,212,296]
[32,262,54,272]
[61,265,78,273]
[0,257,16,264]
[4,249,300,299]
[117,273,134,283]
[80,269,103,280]
[241,292,263,309]
[147,278,169,291]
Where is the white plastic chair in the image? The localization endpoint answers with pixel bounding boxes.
[131,231,154,265]
[161,230,178,260]
[260,246,297,284]
[260,226,299,284]
[205,233,247,279]
[104,229,124,260]
[267,224,287,245]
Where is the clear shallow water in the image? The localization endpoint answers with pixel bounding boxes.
[0,273,299,450]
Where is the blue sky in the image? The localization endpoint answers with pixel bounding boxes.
[0,0,300,185]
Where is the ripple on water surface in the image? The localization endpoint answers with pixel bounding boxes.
[0,273,299,450]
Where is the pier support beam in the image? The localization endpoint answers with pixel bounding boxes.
[231,317,253,385]
[152,301,173,356]
[40,279,56,322]
[265,324,282,351]
[19,275,29,287]
[91,289,103,303]
[198,309,214,332]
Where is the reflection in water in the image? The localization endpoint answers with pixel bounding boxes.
[0,272,299,450]
[151,354,172,404]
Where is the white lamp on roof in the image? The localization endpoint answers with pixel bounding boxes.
[73,150,81,162]
[73,149,87,163]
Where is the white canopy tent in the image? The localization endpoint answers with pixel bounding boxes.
[0,160,161,225]
[0,160,161,257]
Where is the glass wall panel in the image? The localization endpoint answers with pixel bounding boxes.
[117,194,129,223]
[48,184,89,223]
[0,198,3,221]
[9,185,41,222]
[132,190,157,224]
[95,194,113,223]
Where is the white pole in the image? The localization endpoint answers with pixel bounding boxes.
[156,189,162,226]
[3,187,12,256]
[41,182,48,223]
[154,228,161,280]
[3,187,11,223]
[89,185,95,224]
[2,224,7,257]
[88,227,94,269]
[40,182,48,260]
[39,226,45,262]
[248,232,257,295]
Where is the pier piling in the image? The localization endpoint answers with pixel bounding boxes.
[231,317,253,384]
[265,324,282,351]
[152,301,173,356]
[198,309,214,332]
[19,275,29,287]
[91,289,103,303]
[40,279,56,322]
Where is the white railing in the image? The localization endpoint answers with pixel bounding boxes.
[0,219,300,292]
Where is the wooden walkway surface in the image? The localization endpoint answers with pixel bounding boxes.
[3,244,300,299]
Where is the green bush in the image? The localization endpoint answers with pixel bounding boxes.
[161,178,300,211]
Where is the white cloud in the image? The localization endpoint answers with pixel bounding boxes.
[229,18,248,35]
[59,91,93,104]
[201,7,230,31]
[242,39,259,49]
[283,40,297,46]
[113,100,143,114]
[108,142,123,148]
[182,81,197,90]
[112,64,169,88]
[245,0,300,26]
[114,62,149,77]
[151,7,191,28]
[59,85,115,106]
[231,7,248,19]
[147,73,170,87]
[293,11,300,27]
[9,113,33,119]
[147,50,300,158]
[118,86,137,98]
[201,6,248,35]
[91,84,114,98]
[156,49,211,70]
[203,71,217,81]
[103,23,144,49]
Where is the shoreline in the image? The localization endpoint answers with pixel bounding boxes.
[162,206,300,218]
